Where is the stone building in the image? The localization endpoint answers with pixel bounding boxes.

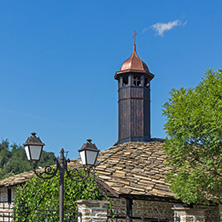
[0,40,220,221]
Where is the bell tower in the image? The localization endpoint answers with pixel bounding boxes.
[115,33,154,144]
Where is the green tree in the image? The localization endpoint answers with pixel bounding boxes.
[0,140,56,179]
[13,170,104,221]
[163,69,222,205]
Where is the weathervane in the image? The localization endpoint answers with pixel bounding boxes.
[132,30,137,45]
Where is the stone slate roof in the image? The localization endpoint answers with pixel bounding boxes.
[0,170,35,187]
[93,140,174,199]
[0,140,174,199]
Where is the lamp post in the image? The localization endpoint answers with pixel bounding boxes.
[24,132,100,222]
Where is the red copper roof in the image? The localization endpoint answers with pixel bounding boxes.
[120,44,149,72]
[115,44,154,80]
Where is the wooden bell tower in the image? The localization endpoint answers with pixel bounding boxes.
[115,34,154,144]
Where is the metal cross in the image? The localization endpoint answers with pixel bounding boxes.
[132,30,137,45]
[134,77,140,86]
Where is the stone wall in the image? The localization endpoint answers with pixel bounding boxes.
[0,202,13,222]
[0,187,15,221]
[77,199,109,222]
[109,197,220,221]
[109,198,175,221]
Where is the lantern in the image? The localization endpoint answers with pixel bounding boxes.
[24,132,45,162]
[78,139,100,166]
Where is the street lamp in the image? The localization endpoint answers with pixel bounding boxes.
[24,132,100,222]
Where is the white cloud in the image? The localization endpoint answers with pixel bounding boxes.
[142,28,148,33]
[150,20,187,37]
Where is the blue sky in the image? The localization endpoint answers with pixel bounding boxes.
[0,0,221,159]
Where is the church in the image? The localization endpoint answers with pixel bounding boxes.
[0,38,220,221]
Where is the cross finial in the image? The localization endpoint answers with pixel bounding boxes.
[132,30,137,45]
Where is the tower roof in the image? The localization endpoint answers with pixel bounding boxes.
[115,44,154,80]
[120,44,149,72]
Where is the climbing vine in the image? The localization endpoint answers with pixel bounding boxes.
[13,168,104,221]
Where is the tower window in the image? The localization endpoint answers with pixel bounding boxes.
[145,78,150,87]
[123,76,128,87]
[133,76,141,86]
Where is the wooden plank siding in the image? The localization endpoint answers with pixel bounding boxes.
[118,85,150,143]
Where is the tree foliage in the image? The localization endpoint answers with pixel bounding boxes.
[13,170,104,221]
[0,140,55,180]
[163,69,222,205]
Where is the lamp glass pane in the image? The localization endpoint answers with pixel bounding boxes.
[25,146,31,161]
[30,145,42,161]
[80,150,86,165]
[86,150,98,165]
